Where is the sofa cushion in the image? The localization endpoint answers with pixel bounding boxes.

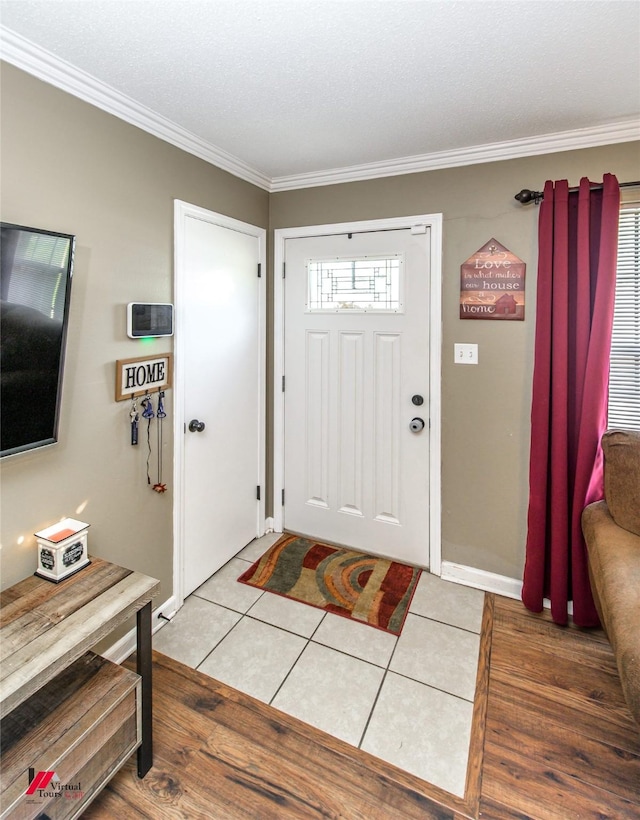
[602,429,640,538]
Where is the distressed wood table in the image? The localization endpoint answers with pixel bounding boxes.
[0,557,159,818]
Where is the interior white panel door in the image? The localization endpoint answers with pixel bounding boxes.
[283,229,430,567]
[181,215,262,596]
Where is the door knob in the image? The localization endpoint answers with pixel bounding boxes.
[188,419,206,433]
[409,417,425,433]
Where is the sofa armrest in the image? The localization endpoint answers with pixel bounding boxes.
[582,501,640,727]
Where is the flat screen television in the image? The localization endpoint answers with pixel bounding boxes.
[1,222,75,457]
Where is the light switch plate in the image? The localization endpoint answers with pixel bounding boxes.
[454,343,478,364]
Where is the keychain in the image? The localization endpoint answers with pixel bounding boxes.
[130,399,139,446]
[130,392,168,492]
[141,394,155,420]
[153,391,167,493]
[141,394,155,484]
[156,391,167,421]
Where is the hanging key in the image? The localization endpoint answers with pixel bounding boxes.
[130,401,139,446]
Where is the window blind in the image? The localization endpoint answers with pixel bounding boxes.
[608,206,640,431]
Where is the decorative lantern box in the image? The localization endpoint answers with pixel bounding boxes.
[34,518,90,582]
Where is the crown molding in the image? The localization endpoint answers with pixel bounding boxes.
[270,119,640,191]
[0,27,271,191]
[2,26,638,194]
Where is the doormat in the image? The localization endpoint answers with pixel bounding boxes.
[237,533,421,635]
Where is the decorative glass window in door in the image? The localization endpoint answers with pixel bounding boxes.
[306,255,403,312]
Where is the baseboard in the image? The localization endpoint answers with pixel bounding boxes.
[440,560,522,600]
[439,561,576,616]
[543,597,574,616]
[100,595,178,664]
[265,517,275,533]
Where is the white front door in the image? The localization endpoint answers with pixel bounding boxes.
[174,202,265,599]
[283,228,431,567]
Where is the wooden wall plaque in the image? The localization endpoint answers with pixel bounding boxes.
[115,353,173,401]
[460,239,525,320]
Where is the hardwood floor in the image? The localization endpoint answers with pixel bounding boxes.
[85,595,640,820]
[481,598,640,819]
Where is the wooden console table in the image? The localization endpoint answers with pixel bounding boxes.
[0,558,159,818]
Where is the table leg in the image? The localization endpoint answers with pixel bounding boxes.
[136,601,153,777]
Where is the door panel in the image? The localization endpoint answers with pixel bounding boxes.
[337,330,364,515]
[374,331,401,524]
[181,215,262,596]
[283,230,430,567]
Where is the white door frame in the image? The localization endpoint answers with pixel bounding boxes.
[173,200,267,609]
[273,214,442,575]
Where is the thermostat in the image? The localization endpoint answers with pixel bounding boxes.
[127,303,174,338]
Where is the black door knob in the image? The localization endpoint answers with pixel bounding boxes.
[188,419,205,433]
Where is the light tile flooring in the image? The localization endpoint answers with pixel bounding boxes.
[154,534,485,797]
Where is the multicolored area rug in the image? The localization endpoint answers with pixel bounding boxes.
[237,533,421,635]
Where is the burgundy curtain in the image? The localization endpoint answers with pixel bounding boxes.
[521,174,620,627]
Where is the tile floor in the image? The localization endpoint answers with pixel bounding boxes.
[154,533,485,797]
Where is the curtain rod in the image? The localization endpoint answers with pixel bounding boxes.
[514,180,640,205]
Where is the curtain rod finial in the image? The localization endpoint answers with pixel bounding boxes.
[515,189,544,205]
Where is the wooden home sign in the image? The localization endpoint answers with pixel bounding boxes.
[460,239,525,320]
[115,352,173,401]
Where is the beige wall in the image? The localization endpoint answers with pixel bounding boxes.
[270,141,640,579]
[0,63,269,596]
[2,60,638,597]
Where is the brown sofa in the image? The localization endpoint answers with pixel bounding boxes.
[582,429,640,728]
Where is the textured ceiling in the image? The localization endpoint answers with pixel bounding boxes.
[1,0,639,185]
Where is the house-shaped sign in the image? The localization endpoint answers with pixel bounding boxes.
[460,239,525,320]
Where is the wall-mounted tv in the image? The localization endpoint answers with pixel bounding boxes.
[1,222,75,457]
